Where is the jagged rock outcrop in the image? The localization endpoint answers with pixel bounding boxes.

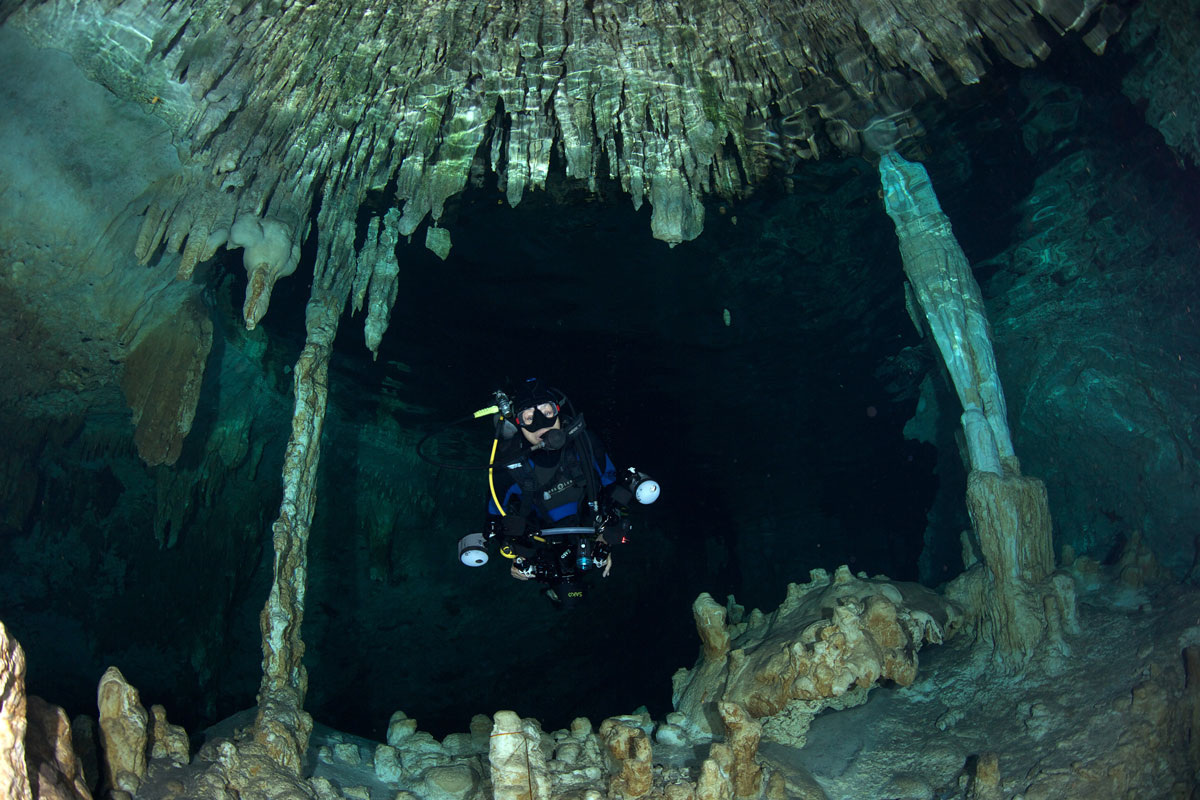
[1,621,31,800]
[672,566,959,746]
[24,695,93,800]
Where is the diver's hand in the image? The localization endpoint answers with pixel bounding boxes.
[595,534,613,577]
[595,534,614,578]
[511,562,534,581]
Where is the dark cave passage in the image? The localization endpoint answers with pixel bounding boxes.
[276,157,942,738]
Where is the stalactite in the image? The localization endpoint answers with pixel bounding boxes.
[878,150,1015,477]
[4,0,1122,353]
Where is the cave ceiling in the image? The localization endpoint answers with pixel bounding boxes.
[2,0,1126,360]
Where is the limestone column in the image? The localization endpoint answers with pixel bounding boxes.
[878,151,1060,665]
[251,277,348,772]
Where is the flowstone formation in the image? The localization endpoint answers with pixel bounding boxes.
[669,566,960,748]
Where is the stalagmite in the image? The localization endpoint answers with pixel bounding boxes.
[717,703,763,800]
[878,151,1066,666]
[96,667,148,795]
[148,704,189,765]
[599,719,653,799]
[489,710,551,800]
[24,696,93,800]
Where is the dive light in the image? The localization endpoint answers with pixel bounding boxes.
[627,468,660,504]
[458,533,489,566]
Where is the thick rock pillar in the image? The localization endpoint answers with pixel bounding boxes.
[879,151,1063,666]
[489,710,551,800]
[251,281,347,772]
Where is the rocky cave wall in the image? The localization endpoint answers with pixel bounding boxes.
[903,19,1200,581]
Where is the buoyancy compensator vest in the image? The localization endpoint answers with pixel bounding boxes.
[502,415,599,522]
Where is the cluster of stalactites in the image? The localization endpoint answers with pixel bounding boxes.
[6,0,1121,344]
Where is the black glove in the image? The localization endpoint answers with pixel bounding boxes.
[482,515,504,543]
[596,514,631,544]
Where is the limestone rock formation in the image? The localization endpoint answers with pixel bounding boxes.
[1122,0,1200,166]
[599,718,653,799]
[880,150,1066,667]
[96,666,148,795]
[489,710,551,800]
[1,621,31,800]
[148,704,189,766]
[0,22,198,429]
[2,0,1122,360]
[0,633,89,800]
[24,695,93,800]
[169,736,317,800]
[120,294,213,466]
[672,566,960,745]
[974,123,1200,578]
[718,702,763,800]
[252,262,353,772]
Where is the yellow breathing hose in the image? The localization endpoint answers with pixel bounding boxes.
[474,404,507,518]
[481,406,549,558]
[487,434,505,517]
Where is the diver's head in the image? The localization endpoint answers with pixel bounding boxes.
[513,380,564,446]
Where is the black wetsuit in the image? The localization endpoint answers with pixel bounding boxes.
[486,424,617,531]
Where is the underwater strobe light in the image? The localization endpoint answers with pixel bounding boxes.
[627,469,660,504]
[458,533,489,566]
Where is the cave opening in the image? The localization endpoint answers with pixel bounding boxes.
[229,136,945,739]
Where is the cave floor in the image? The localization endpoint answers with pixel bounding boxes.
[765,578,1200,799]
[133,577,1200,800]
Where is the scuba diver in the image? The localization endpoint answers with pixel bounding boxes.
[457,379,660,606]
